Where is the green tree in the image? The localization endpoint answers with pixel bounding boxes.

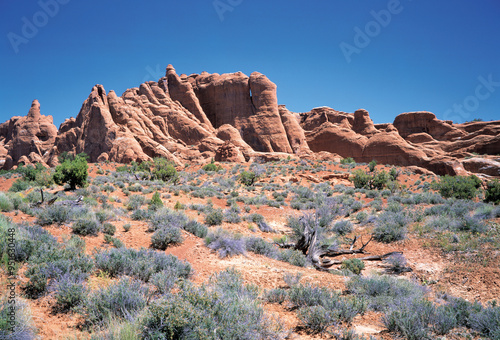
[151,158,178,183]
[239,171,257,186]
[432,175,481,200]
[368,160,377,172]
[485,179,500,205]
[53,153,88,190]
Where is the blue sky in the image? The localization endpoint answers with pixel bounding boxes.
[1,0,499,127]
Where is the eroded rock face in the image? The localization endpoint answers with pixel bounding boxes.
[1,65,500,177]
[0,100,58,169]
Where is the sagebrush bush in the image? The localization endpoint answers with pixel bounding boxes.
[372,211,408,243]
[341,258,365,275]
[72,217,101,236]
[53,272,87,311]
[0,193,14,212]
[245,237,278,258]
[331,219,353,235]
[93,247,191,282]
[82,278,148,328]
[35,204,73,226]
[0,296,37,339]
[278,248,308,267]
[151,226,183,250]
[204,208,223,226]
[141,268,285,340]
[183,220,208,238]
[298,306,334,334]
[205,228,246,258]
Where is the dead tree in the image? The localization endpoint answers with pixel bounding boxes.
[276,218,403,271]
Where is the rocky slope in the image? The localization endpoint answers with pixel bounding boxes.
[1,65,499,177]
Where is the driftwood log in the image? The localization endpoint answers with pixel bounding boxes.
[276,221,403,271]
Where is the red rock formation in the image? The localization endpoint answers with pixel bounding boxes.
[1,65,499,177]
[0,100,58,169]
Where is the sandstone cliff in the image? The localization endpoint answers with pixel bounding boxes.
[1,65,499,177]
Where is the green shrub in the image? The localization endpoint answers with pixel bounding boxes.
[485,179,500,205]
[72,218,101,236]
[368,160,377,172]
[204,208,223,226]
[53,153,88,190]
[151,158,178,183]
[239,171,257,186]
[351,170,371,189]
[202,160,222,172]
[341,157,356,165]
[0,193,14,212]
[102,223,116,236]
[341,258,365,275]
[149,191,163,210]
[298,306,334,334]
[432,175,481,200]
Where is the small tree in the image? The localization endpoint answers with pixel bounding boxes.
[151,158,178,183]
[149,191,163,210]
[239,171,257,186]
[485,179,500,205]
[432,175,481,200]
[53,153,88,190]
[368,160,377,172]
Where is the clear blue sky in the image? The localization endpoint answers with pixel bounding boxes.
[1,0,499,127]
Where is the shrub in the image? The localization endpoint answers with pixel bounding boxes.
[141,269,284,340]
[102,223,116,236]
[204,208,223,226]
[151,158,178,183]
[245,237,278,258]
[278,248,308,267]
[72,217,101,236]
[368,160,377,172]
[149,191,163,210]
[331,220,353,235]
[126,195,146,211]
[151,226,183,250]
[372,211,408,243]
[150,269,178,294]
[183,220,208,238]
[35,205,73,225]
[351,170,371,189]
[485,179,500,205]
[341,258,365,275]
[389,167,399,181]
[239,170,257,186]
[0,297,36,339]
[468,302,500,339]
[0,193,14,212]
[265,288,288,304]
[383,253,408,273]
[298,306,334,334]
[123,223,131,232]
[82,278,148,328]
[382,298,435,340]
[341,157,355,165]
[53,153,88,190]
[205,228,246,258]
[53,273,87,311]
[202,160,222,172]
[9,179,31,192]
[432,175,481,200]
[93,247,191,282]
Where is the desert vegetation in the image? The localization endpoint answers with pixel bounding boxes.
[0,158,499,339]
